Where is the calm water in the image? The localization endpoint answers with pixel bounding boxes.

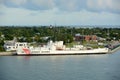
[0,51,120,80]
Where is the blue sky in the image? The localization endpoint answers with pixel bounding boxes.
[0,0,120,26]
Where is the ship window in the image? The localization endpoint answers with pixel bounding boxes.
[19,44,23,46]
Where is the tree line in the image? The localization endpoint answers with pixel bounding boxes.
[0,26,120,51]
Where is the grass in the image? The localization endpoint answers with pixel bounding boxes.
[66,42,78,48]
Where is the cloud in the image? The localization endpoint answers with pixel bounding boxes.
[54,0,86,11]
[0,7,119,26]
[87,0,120,13]
[0,12,4,15]
[24,0,55,10]
[0,0,55,10]
[0,0,120,13]
[8,0,27,6]
[0,0,27,7]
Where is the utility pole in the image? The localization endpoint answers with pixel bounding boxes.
[54,22,57,42]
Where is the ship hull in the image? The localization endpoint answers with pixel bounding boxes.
[16,48,109,56]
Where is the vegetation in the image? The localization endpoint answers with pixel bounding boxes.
[0,40,5,51]
[0,26,120,51]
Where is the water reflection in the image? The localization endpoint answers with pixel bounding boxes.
[24,56,31,60]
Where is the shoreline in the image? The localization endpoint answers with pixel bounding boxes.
[109,45,120,53]
[0,52,13,56]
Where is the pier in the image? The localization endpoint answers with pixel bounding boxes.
[109,45,120,53]
[0,52,13,56]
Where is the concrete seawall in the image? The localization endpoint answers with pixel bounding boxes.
[109,46,120,53]
[0,52,13,56]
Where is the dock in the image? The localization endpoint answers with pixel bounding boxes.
[109,45,120,53]
[0,52,13,56]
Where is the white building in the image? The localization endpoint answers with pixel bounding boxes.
[4,41,28,51]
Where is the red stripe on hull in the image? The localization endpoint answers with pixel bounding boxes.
[23,48,30,54]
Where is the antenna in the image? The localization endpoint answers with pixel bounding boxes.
[107,28,110,39]
[54,21,56,41]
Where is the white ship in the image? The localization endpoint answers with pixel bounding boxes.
[16,41,109,55]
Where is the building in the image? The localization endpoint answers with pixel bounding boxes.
[85,35,97,41]
[4,38,28,51]
[75,34,84,41]
[4,42,28,51]
[85,35,91,41]
[75,34,97,42]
